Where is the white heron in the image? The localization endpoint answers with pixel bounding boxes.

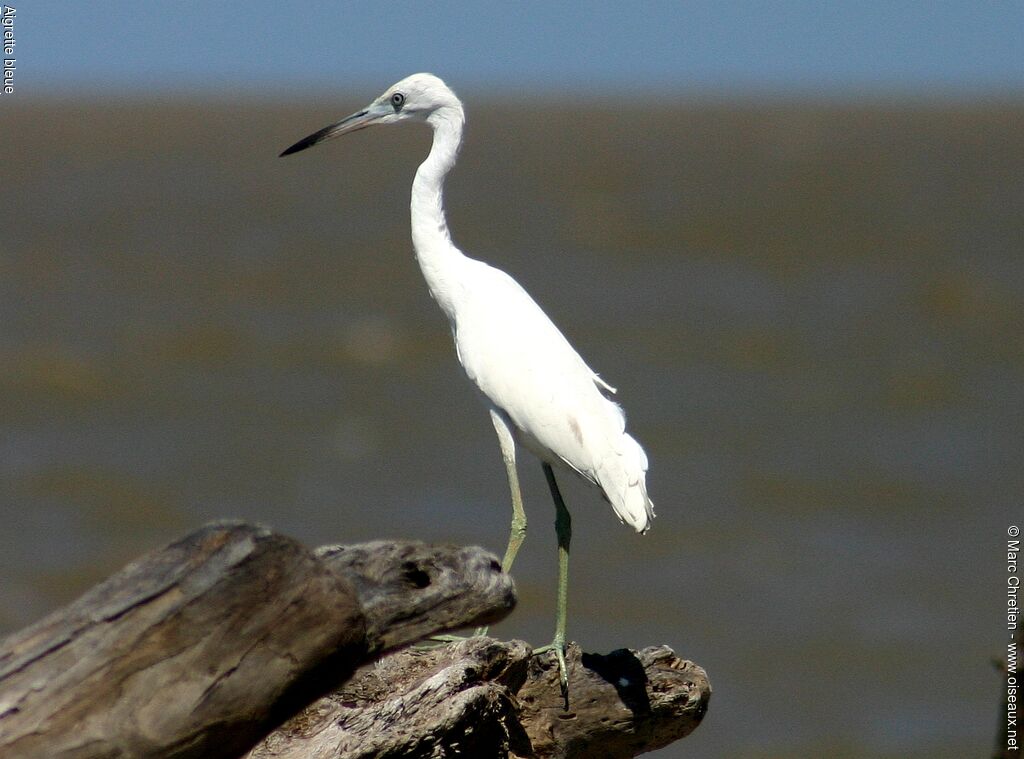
[281,73,654,703]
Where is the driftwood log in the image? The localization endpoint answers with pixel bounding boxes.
[0,521,710,758]
[249,637,710,759]
[0,522,515,758]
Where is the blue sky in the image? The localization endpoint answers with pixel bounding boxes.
[11,2,1024,96]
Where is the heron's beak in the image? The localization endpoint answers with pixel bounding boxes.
[279,104,384,157]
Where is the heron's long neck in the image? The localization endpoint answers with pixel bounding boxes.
[411,108,466,320]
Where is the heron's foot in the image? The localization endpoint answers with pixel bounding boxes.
[533,636,570,709]
[413,633,468,649]
[414,630,488,650]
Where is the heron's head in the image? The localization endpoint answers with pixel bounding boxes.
[280,73,463,157]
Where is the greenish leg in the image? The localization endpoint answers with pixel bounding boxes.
[491,410,528,575]
[476,410,527,637]
[543,461,572,709]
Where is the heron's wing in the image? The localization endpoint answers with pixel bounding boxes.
[454,263,654,532]
[455,264,621,462]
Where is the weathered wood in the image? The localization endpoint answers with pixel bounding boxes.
[0,522,515,759]
[0,520,705,758]
[247,637,710,759]
[317,541,514,653]
[520,643,709,758]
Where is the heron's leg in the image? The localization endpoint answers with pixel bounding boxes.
[490,409,528,574]
[426,411,526,644]
[543,461,572,708]
[471,409,527,638]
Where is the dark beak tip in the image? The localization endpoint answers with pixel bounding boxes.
[279,109,372,159]
[279,140,310,158]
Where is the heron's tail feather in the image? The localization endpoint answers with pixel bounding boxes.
[597,432,655,534]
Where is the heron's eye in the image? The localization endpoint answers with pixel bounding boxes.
[390,92,405,109]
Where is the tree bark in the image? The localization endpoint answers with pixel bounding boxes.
[247,636,710,759]
[0,522,515,759]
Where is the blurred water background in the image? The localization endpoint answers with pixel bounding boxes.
[2,93,1020,757]
[5,4,1024,755]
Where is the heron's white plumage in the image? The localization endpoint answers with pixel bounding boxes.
[399,74,655,534]
[451,259,654,532]
[282,72,655,534]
